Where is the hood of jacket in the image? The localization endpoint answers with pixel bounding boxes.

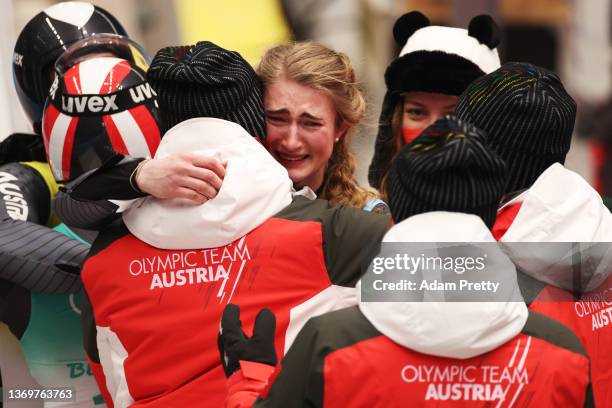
[499,163,612,292]
[123,118,293,249]
[358,211,528,359]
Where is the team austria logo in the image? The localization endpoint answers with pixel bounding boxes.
[128,237,251,303]
[574,284,612,331]
[0,172,28,220]
[401,337,531,404]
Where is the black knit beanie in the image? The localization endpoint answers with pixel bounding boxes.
[387,115,506,228]
[147,41,266,138]
[456,62,576,194]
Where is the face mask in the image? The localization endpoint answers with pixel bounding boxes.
[402,127,425,144]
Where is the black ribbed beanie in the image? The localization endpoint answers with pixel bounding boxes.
[456,62,576,194]
[387,115,506,228]
[147,41,266,138]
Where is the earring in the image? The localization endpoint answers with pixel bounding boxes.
[335,138,340,142]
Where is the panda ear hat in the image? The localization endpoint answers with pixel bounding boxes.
[468,15,501,49]
[385,11,501,96]
[393,11,430,46]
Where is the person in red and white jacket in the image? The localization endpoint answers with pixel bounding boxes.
[219,117,594,408]
[77,41,389,408]
[494,164,612,408]
[457,62,611,408]
[80,117,388,407]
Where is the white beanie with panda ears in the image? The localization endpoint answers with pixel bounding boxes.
[384,12,502,95]
[399,25,500,75]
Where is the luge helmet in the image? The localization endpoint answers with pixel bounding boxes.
[13,1,127,134]
[42,35,161,182]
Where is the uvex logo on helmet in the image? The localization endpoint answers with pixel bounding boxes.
[13,52,23,67]
[53,83,157,116]
[61,94,119,114]
[129,83,157,103]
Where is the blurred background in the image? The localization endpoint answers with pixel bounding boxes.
[2,0,611,188]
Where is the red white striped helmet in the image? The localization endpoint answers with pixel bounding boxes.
[42,34,160,182]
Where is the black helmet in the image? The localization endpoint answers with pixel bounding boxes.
[13,1,127,135]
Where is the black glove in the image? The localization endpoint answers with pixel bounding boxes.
[218,304,277,378]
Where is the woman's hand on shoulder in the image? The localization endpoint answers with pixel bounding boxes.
[135,153,226,204]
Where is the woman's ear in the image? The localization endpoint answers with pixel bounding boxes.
[335,123,350,142]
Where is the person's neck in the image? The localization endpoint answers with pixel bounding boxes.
[295,171,325,196]
[294,182,323,196]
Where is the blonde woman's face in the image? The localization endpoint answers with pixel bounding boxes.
[264,77,343,191]
[402,92,458,130]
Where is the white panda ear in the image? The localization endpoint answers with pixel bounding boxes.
[468,15,500,49]
[393,11,430,46]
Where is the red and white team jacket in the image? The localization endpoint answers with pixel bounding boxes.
[79,119,389,407]
[494,163,612,408]
[239,213,592,407]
